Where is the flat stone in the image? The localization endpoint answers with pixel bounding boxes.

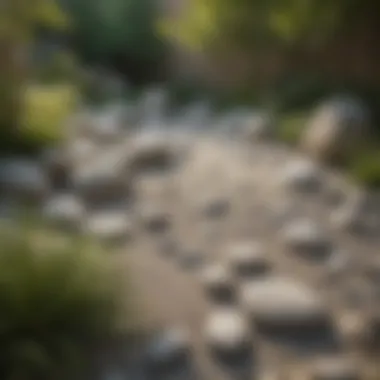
[84,211,133,245]
[241,278,328,331]
[282,219,332,261]
[204,308,252,354]
[281,159,323,194]
[226,242,270,278]
[145,327,191,367]
[310,357,360,380]
[42,194,85,231]
[128,133,178,174]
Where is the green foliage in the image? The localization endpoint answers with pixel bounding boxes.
[347,149,380,189]
[0,84,79,156]
[64,0,167,76]
[36,51,81,85]
[276,112,308,145]
[161,0,380,54]
[0,221,129,380]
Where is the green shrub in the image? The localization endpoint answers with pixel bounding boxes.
[346,148,380,189]
[0,221,129,380]
[276,112,308,145]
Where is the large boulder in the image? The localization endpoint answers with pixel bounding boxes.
[240,278,329,331]
[301,96,370,163]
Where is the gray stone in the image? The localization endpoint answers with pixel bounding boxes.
[226,242,270,278]
[200,264,235,300]
[128,133,178,174]
[330,192,380,235]
[145,327,191,366]
[42,194,84,230]
[200,197,230,219]
[139,206,171,234]
[282,219,332,261]
[301,96,370,163]
[281,159,323,193]
[0,159,49,202]
[179,249,206,271]
[72,150,131,206]
[240,278,328,330]
[204,308,252,354]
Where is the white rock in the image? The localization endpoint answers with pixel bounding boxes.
[84,211,132,243]
[42,194,84,230]
[241,278,327,329]
[226,242,270,277]
[145,327,190,366]
[204,309,252,353]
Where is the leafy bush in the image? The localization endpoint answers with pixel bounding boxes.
[0,221,129,380]
[0,83,80,155]
[276,112,308,145]
[347,148,380,189]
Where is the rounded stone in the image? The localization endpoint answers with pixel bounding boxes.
[310,357,360,380]
[282,219,332,261]
[226,242,270,278]
[204,309,252,354]
[200,264,235,301]
[128,133,178,174]
[240,278,328,330]
[72,160,131,206]
[42,194,85,231]
[281,159,323,194]
[145,327,191,367]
